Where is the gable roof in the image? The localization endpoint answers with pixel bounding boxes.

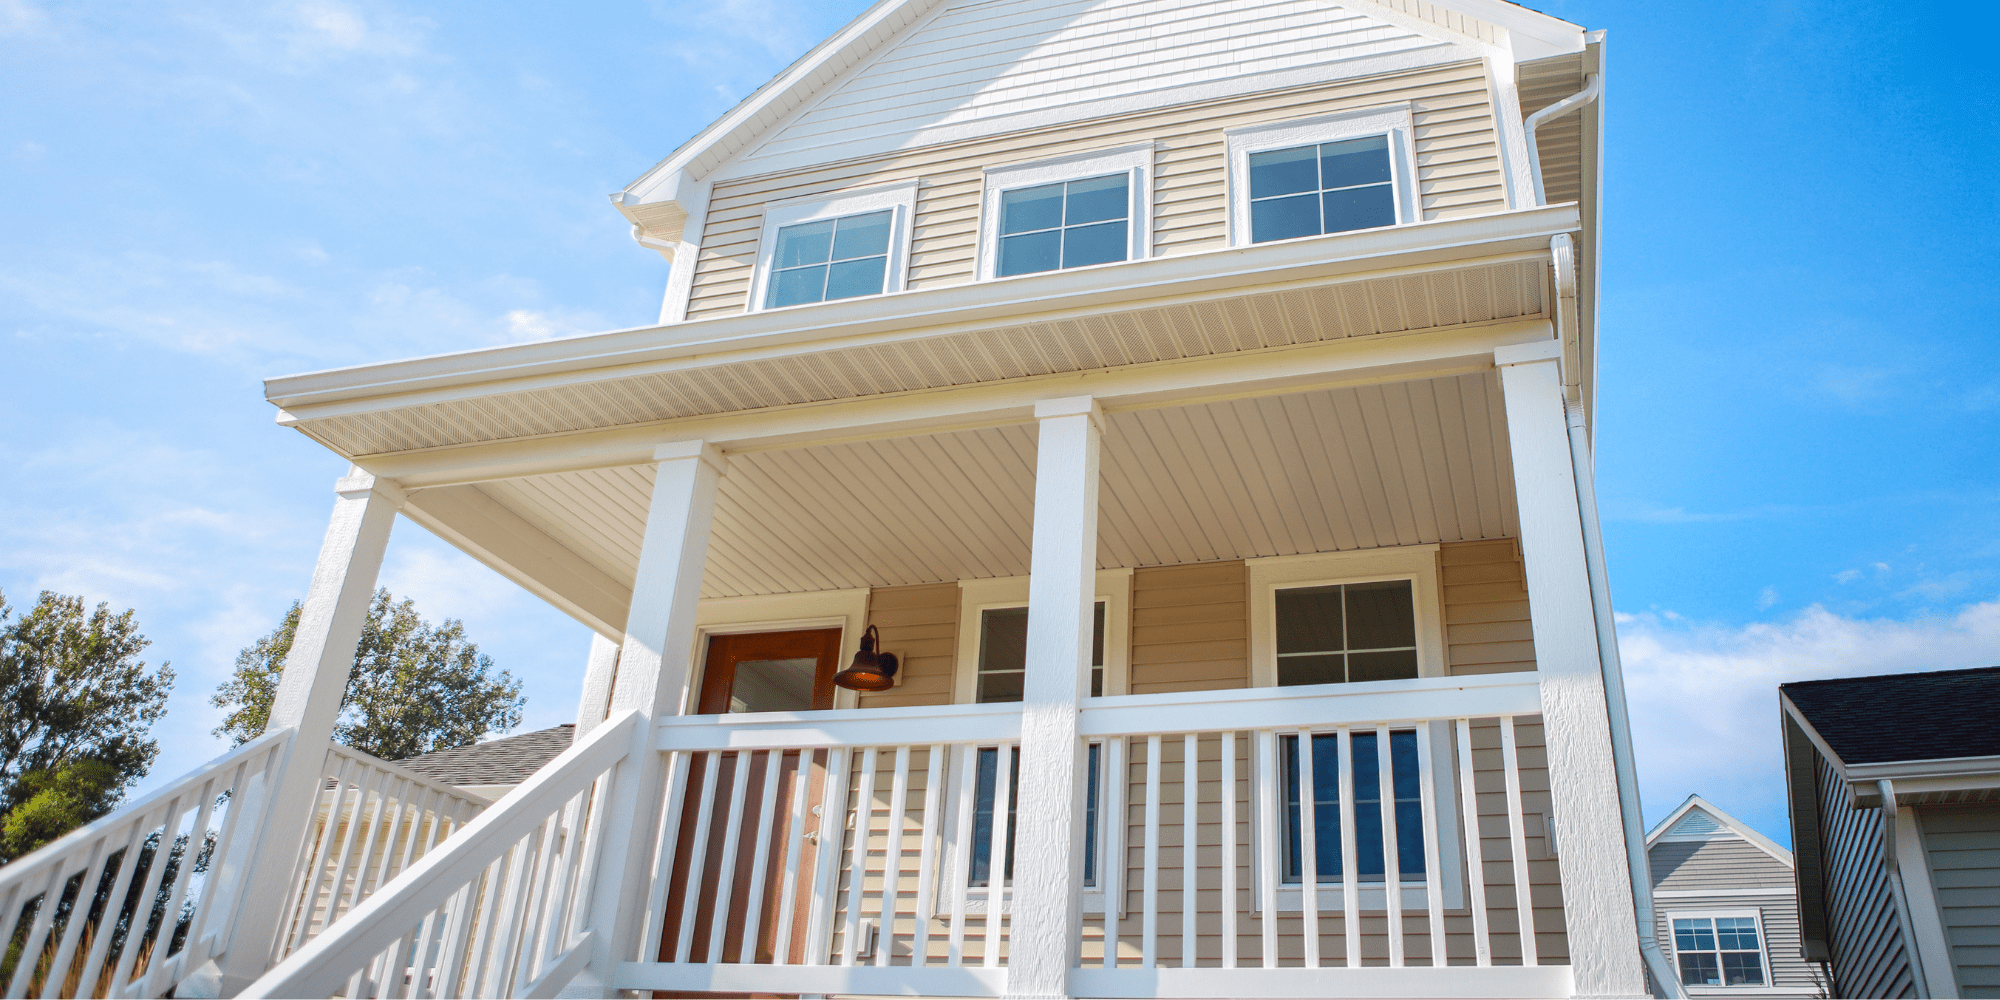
[1781,665,2000,767]
[612,0,1585,240]
[1645,793,1794,868]
[396,724,574,788]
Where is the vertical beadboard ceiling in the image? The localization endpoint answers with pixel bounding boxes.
[467,370,1518,599]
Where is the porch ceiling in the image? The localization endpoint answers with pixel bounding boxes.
[430,370,1518,607]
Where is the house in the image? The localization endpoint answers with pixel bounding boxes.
[398,725,578,802]
[0,2,1674,998]
[1782,666,2000,999]
[1645,795,1824,997]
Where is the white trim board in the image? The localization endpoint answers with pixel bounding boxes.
[1644,793,1794,868]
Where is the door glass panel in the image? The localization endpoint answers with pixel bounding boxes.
[729,657,818,713]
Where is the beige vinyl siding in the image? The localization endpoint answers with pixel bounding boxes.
[1922,803,2000,996]
[688,60,1505,320]
[1440,538,1537,676]
[1129,561,1248,694]
[1651,838,1794,892]
[858,582,958,708]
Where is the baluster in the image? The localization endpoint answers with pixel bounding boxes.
[510,807,570,990]
[982,743,1012,969]
[1101,736,1126,970]
[286,758,353,955]
[637,752,692,965]
[911,744,946,968]
[772,751,814,964]
[135,776,225,997]
[319,764,385,935]
[1297,729,1320,969]
[947,746,977,967]
[172,756,257,967]
[74,815,148,996]
[1141,734,1160,969]
[1418,721,1447,967]
[8,861,70,999]
[1455,718,1492,966]
[841,747,879,966]
[339,771,394,921]
[738,750,786,965]
[706,751,756,965]
[877,746,912,966]
[1255,730,1278,969]
[672,751,724,964]
[1379,724,1403,968]
[36,838,107,1000]
[477,828,541,994]
[107,800,184,994]
[1182,733,1198,969]
[1337,726,1359,969]
[1501,717,1537,966]
[363,776,416,906]
[803,747,851,967]
[1220,730,1237,971]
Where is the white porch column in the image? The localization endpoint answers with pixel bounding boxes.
[574,441,724,996]
[574,633,621,738]
[214,471,402,993]
[1010,396,1102,1000]
[1495,342,1647,999]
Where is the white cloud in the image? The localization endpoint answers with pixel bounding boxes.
[1834,568,1861,584]
[1756,585,1778,609]
[0,0,47,38]
[1621,600,2000,838]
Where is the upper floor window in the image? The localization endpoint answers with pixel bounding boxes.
[1248,548,1442,688]
[980,146,1150,282]
[1227,107,1416,247]
[975,602,1106,702]
[751,182,914,312]
[1671,913,1768,987]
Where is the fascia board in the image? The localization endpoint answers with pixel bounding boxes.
[267,203,1580,415]
[1441,0,1585,60]
[1845,755,2000,784]
[1642,795,1793,867]
[1643,794,1704,846]
[1778,691,1849,774]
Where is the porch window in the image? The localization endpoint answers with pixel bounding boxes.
[1274,580,1418,686]
[765,210,893,308]
[1672,915,1767,986]
[1282,729,1425,883]
[1247,137,1395,243]
[968,742,1103,888]
[996,174,1130,276]
[975,602,1106,703]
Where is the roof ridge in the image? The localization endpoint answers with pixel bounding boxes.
[1780,663,2000,690]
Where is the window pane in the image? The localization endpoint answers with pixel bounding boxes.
[969,747,1021,887]
[1283,734,1343,882]
[1061,220,1127,269]
[823,256,886,301]
[979,602,1105,702]
[1678,953,1720,987]
[1352,731,1384,877]
[1716,917,1761,950]
[1721,952,1765,986]
[767,264,826,308]
[1278,653,1345,687]
[1092,601,1106,667]
[1391,730,1424,877]
[1064,174,1129,225]
[1083,743,1101,886]
[998,230,1061,276]
[1319,135,1391,189]
[1249,145,1319,199]
[1347,649,1418,683]
[1344,580,1415,650]
[831,210,892,260]
[1323,184,1396,234]
[977,670,1024,703]
[773,219,834,268]
[1276,585,1344,655]
[1251,192,1321,244]
[1001,183,1064,235]
[727,657,817,713]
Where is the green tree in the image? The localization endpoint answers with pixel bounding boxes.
[211,589,525,761]
[0,590,175,864]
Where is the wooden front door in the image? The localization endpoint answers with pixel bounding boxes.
[659,628,843,974]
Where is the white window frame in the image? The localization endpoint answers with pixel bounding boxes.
[1667,908,1775,991]
[748,181,917,313]
[1225,104,1419,248]
[1246,546,1445,688]
[953,570,1132,704]
[976,144,1152,282]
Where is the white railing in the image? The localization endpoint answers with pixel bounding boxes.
[271,745,488,964]
[614,702,1022,997]
[240,711,638,1000]
[0,729,290,1000]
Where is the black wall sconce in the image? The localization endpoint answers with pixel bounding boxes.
[833,624,899,692]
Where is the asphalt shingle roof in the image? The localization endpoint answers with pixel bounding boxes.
[396,724,574,787]
[1781,665,2000,766]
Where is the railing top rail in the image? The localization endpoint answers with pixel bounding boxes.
[0,726,295,889]
[657,700,1024,752]
[1078,673,1544,737]
[321,740,495,805]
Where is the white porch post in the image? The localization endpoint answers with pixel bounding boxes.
[1010,396,1102,1000]
[574,633,621,738]
[573,441,724,996]
[214,471,402,993]
[1495,342,1647,999]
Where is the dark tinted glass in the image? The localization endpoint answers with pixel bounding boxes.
[1319,135,1391,189]
[1679,954,1720,987]
[1275,585,1343,654]
[1391,730,1424,875]
[1283,733,1344,881]
[1347,649,1418,683]
[1323,184,1396,234]
[968,747,1019,886]
[1248,145,1318,198]
[1083,742,1101,885]
[998,230,1060,277]
[1343,580,1414,649]
[824,256,886,301]
[830,210,891,260]
[1250,192,1320,243]
[1064,174,1128,224]
[1721,953,1765,986]
[1062,220,1126,269]
[767,265,826,308]
[1000,182,1064,234]
[1351,731,1383,876]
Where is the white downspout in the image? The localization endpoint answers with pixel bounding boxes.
[1555,231,1682,997]
[1525,73,1601,205]
[1879,780,1935,998]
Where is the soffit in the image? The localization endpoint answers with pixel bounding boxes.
[458,371,1519,600]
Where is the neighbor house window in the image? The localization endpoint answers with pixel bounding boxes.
[1283,730,1425,883]
[980,146,1150,281]
[1227,109,1414,247]
[1275,580,1418,686]
[975,602,1105,702]
[1672,914,1768,987]
[752,183,914,312]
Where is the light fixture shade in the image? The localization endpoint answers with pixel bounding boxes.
[833,624,899,691]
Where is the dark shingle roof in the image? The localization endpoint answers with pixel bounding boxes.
[396,724,574,787]
[1781,666,2000,766]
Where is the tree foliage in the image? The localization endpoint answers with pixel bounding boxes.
[211,589,525,761]
[0,590,175,864]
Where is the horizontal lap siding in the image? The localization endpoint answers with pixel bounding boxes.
[1130,561,1247,694]
[1818,752,1917,998]
[1651,839,1794,892]
[689,61,1503,319]
[860,582,959,708]
[1440,538,1536,676]
[1651,897,1821,996]
[1922,803,2000,996]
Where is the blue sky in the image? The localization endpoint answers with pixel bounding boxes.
[2,0,1995,847]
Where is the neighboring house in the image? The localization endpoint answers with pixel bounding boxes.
[398,724,577,801]
[0,4,1673,999]
[1782,666,2000,999]
[1645,794,1823,998]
